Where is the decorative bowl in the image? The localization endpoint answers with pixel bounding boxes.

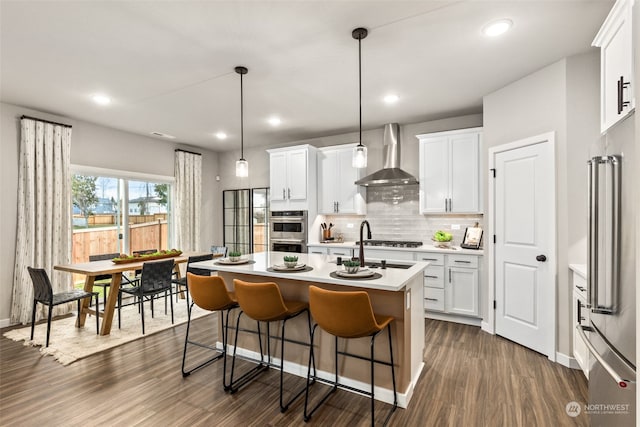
[432,239,452,249]
[283,256,299,268]
[342,260,360,274]
[228,251,242,262]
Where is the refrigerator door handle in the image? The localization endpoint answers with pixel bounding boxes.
[576,324,635,388]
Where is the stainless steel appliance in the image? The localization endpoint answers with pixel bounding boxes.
[356,239,424,248]
[269,210,307,253]
[578,117,635,426]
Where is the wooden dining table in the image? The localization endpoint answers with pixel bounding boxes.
[54,252,207,335]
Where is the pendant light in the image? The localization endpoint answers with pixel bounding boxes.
[235,66,249,177]
[352,27,368,168]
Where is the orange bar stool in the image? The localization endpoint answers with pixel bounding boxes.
[181,273,238,389]
[230,279,315,413]
[304,285,397,426]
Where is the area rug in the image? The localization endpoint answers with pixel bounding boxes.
[3,298,212,366]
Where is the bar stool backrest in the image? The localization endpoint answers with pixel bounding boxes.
[308,285,380,338]
[233,279,288,321]
[187,273,234,311]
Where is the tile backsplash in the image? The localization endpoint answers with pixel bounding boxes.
[322,185,483,247]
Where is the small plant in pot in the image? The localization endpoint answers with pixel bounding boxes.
[342,260,360,274]
[228,251,242,262]
[283,255,298,268]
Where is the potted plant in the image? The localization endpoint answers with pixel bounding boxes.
[283,255,299,268]
[342,259,360,274]
[228,251,242,262]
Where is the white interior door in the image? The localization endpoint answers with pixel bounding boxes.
[494,136,555,358]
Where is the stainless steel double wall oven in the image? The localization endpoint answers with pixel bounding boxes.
[269,210,307,253]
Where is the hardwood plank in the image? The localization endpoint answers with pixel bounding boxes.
[0,319,588,426]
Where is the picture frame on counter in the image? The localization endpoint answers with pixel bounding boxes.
[461,226,483,249]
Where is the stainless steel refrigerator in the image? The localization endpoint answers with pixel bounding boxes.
[579,115,636,426]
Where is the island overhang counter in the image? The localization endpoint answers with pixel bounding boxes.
[190,251,428,407]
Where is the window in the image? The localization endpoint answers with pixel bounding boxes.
[71,168,173,270]
[223,187,269,255]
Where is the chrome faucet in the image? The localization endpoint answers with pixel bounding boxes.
[359,220,372,267]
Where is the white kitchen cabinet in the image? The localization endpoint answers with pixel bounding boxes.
[571,268,590,378]
[421,253,480,321]
[353,247,416,262]
[267,145,317,212]
[307,245,328,255]
[593,0,635,132]
[318,144,366,215]
[417,128,482,214]
[446,266,479,317]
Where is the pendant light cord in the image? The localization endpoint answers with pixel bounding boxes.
[358,34,362,147]
[240,72,245,160]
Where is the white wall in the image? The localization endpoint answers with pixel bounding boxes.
[0,102,220,325]
[483,51,600,356]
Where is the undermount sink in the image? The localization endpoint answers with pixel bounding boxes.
[329,259,414,269]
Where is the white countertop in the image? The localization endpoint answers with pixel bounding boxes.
[569,263,587,279]
[308,241,484,256]
[190,251,429,292]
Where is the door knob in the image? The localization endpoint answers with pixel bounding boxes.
[536,255,547,262]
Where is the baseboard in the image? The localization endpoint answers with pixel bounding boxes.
[0,318,11,329]
[226,344,412,408]
[481,321,493,334]
[556,351,581,370]
[425,312,482,327]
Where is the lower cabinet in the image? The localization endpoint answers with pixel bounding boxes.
[421,253,480,320]
[572,270,589,378]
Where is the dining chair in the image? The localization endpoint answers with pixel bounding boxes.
[303,285,397,426]
[117,258,174,334]
[88,252,135,307]
[171,253,214,305]
[132,248,157,277]
[27,267,100,347]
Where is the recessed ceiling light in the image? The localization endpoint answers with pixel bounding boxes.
[268,116,281,126]
[482,19,513,37]
[91,94,111,105]
[150,131,176,139]
[384,94,399,104]
[215,132,227,140]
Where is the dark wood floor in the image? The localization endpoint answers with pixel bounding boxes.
[0,317,588,426]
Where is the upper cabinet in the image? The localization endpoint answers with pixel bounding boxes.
[267,145,317,212]
[593,0,635,132]
[317,144,366,215]
[417,127,482,214]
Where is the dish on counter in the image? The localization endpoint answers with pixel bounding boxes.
[335,268,375,278]
[272,263,307,271]
[216,257,251,265]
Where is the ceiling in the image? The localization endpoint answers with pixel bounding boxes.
[0,1,612,152]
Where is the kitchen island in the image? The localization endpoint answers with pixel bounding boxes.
[191,251,428,407]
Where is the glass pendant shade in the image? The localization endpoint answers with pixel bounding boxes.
[236,159,249,177]
[352,144,367,168]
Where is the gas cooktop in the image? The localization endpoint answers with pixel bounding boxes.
[356,240,424,248]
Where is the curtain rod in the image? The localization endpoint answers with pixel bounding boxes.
[175,148,202,156]
[20,115,72,128]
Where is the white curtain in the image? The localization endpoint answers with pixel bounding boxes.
[174,150,202,251]
[11,118,73,325]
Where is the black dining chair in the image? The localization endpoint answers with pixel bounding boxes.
[118,258,174,334]
[132,249,158,278]
[89,252,135,307]
[171,253,214,305]
[27,267,100,347]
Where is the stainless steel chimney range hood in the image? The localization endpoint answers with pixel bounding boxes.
[355,123,419,187]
